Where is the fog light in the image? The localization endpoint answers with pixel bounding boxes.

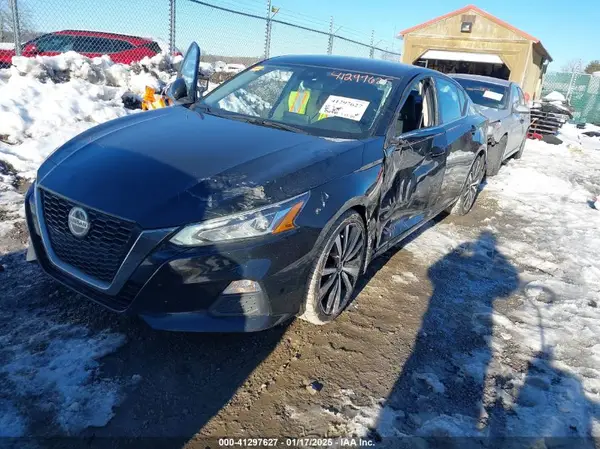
[222,280,261,295]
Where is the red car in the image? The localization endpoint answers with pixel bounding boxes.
[0,30,179,68]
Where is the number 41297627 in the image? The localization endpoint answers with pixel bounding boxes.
[329,72,388,84]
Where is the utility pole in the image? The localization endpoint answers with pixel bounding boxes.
[327,16,334,55]
[9,0,21,56]
[169,0,176,55]
[369,30,375,58]
[264,0,273,59]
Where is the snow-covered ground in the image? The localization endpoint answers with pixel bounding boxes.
[1,52,600,439]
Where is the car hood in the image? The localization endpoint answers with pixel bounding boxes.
[38,106,365,228]
[475,105,509,123]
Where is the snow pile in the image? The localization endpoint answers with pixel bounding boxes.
[543,91,566,102]
[6,51,180,96]
[0,288,126,435]
[0,51,190,177]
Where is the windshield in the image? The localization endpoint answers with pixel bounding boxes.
[199,63,399,139]
[454,78,509,110]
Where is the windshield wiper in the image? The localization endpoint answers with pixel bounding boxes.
[236,116,309,134]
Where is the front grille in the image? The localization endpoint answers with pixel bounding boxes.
[41,189,138,283]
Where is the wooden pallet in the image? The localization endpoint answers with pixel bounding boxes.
[529,109,570,135]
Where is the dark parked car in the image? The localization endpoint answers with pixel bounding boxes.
[450,74,529,176]
[25,43,487,332]
[0,30,179,68]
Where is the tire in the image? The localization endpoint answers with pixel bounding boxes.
[486,135,507,177]
[513,136,526,159]
[449,153,486,216]
[298,210,367,325]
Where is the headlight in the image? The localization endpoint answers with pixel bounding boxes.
[169,192,309,246]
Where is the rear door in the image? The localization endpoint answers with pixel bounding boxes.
[515,86,529,145]
[376,76,446,251]
[434,76,477,206]
[506,84,524,154]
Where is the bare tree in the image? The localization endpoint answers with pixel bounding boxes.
[561,58,583,73]
[0,0,34,44]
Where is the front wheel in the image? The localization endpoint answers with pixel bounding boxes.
[449,153,486,216]
[299,210,366,325]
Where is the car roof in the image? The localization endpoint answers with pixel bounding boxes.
[448,73,513,87]
[265,54,438,80]
[54,30,152,46]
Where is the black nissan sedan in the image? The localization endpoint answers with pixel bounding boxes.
[25,43,487,332]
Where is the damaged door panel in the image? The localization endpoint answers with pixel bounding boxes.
[376,130,446,253]
[375,75,446,253]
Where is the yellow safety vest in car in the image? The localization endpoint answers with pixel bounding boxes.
[288,89,311,114]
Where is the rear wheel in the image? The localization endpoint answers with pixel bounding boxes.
[449,153,485,216]
[486,135,507,177]
[299,211,366,325]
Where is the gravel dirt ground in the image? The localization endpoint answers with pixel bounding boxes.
[0,189,582,446]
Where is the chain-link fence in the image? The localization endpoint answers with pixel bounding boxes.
[0,0,401,68]
[542,72,600,125]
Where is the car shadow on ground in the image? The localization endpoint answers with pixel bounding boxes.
[364,231,599,448]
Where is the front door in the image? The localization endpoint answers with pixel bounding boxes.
[376,76,446,252]
[434,77,477,205]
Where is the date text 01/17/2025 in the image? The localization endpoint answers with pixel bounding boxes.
[217,438,375,447]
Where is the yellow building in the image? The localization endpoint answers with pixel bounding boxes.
[398,4,552,100]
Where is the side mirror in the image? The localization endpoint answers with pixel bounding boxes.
[166,78,188,102]
[168,42,201,104]
[23,43,38,54]
[514,104,529,114]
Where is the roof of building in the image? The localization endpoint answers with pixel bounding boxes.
[397,5,552,61]
[267,54,435,79]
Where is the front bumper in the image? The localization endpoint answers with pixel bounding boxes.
[25,187,319,332]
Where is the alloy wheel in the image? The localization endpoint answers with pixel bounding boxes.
[462,156,485,211]
[318,222,365,316]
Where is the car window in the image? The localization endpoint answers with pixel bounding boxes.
[73,37,123,54]
[511,85,520,108]
[395,78,435,135]
[436,78,463,124]
[36,35,75,52]
[111,40,134,52]
[201,64,399,140]
[517,86,526,106]
[453,78,509,109]
[216,68,294,118]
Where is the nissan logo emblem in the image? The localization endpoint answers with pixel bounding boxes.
[68,207,90,238]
